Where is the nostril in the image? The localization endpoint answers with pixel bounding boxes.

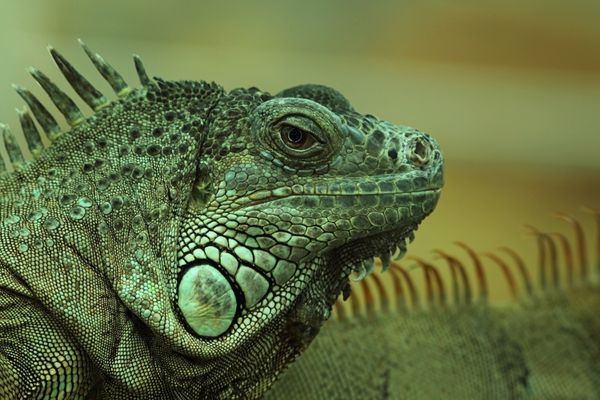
[414,140,427,159]
[387,148,398,161]
[410,138,431,167]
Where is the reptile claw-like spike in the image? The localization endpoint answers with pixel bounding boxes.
[29,67,85,126]
[360,278,375,317]
[426,262,446,306]
[543,232,560,288]
[1,124,25,167]
[408,257,437,306]
[48,46,108,111]
[499,246,534,297]
[433,250,459,305]
[393,242,407,261]
[380,252,391,272]
[387,265,407,311]
[351,263,368,282]
[133,54,153,87]
[364,258,374,274]
[0,134,6,173]
[16,108,43,156]
[528,228,560,289]
[555,213,588,280]
[549,232,574,288]
[412,257,446,307]
[581,207,600,274]
[483,252,518,300]
[433,249,472,305]
[408,231,416,243]
[79,39,130,97]
[349,281,362,318]
[455,241,488,301]
[12,84,61,138]
[391,262,420,309]
[369,273,389,314]
[525,225,553,290]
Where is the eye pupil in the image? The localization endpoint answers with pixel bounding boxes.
[279,123,317,151]
[287,127,304,143]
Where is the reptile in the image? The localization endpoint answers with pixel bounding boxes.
[0,41,443,399]
[266,210,600,399]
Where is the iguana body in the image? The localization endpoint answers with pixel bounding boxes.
[267,213,600,399]
[0,43,443,398]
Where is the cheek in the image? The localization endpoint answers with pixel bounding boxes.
[177,264,238,337]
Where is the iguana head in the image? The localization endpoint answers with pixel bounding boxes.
[3,43,442,398]
[177,84,443,394]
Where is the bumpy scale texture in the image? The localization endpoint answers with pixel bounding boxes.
[0,42,443,399]
[266,214,600,399]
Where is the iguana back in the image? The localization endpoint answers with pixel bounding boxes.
[266,212,600,399]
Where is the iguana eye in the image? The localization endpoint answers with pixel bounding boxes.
[251,98,344,165]
[280,124,317,150]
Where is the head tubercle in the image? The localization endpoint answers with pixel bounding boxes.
[217,83,353,117]
[277,84,354,114]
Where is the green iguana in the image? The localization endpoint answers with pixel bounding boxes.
[266,211,600,399]
[0,42,443,399]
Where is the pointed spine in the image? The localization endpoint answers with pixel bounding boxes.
[0,128,6,174]
[133,54,153,86]
[387,265,407,312]
[410,257,446,307]
[581,207,600,275]
[368,273,389,314]
[555,213,588,281]
[392,263,420,309]
[1,124,25,168]
[434,249,472,305]
[542,231,560,288]
[12,84,61,139]
[79,39,130,97]
[48,46,108,111]
[455,241,488,301]
[29,67,84,126]
[360,278,375,318]
[483,252,518,300]
[549,232,574,288]
[525,226,549,290]
[499,247,534,297]
[16,108,43,156]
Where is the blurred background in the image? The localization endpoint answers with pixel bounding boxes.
[0,0,598,302]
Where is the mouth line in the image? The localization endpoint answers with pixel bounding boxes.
[234,187,442,211]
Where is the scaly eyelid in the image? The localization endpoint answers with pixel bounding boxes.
[275,115,327,144]
[278,126,319,153]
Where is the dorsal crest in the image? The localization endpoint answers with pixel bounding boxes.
[335,208,600,321]
[1,40,154,175]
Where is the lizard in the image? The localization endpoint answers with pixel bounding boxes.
[0,41,444,399]
[265,210,600,399]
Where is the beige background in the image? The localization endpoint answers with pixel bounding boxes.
[1,0,598,303]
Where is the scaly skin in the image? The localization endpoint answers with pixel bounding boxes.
[0,42,443,398]
[265,288,600,399]
[266,214,600,399]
